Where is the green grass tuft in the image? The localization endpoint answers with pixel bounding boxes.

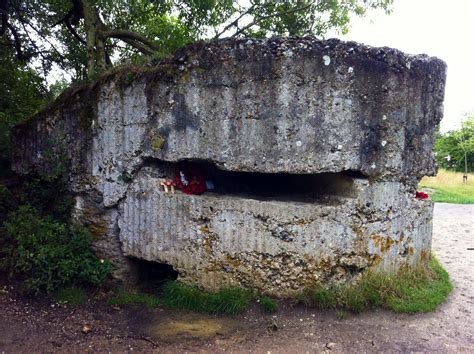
[54,287,87,306]
[298,257,452,314]
[258,296,278,313]
[107,290,159,309]
[159,281,253,315]
[387,257,453,313]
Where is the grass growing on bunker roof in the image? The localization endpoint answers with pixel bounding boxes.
[298,256,452,313]
[159,281,253,315]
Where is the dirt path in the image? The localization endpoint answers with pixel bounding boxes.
[0,203,473,352]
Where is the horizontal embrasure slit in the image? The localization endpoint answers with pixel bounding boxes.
[151,160,366,203]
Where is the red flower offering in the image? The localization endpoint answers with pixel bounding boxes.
[175,162,207,195]
[415,191,429,200]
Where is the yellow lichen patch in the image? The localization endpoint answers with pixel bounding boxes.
[370,254,383,266]
[81,206,109,239]
[199,225,211,234]
[202,232,217,255]
[87,222,108,239]
[371,234,397,253]
[420,249,431,263]
[225,255,242,268]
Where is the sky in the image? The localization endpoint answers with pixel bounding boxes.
[327,0,474,132]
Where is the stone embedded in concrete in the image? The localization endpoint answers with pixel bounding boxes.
[11,37,446,296]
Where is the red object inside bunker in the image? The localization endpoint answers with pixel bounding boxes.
[175,163,207,195]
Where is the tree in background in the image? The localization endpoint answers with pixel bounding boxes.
[0,47,52,175]
[434,114,474,176]
[1,0,393,80]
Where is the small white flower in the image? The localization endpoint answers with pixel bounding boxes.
[323,55,331,66]
[382,115,387,120]
[296,141,302,147]
[100,259,105,264]
[337,144,343,150]
[348,67,354,73]
[381,140,387,147]
[371,163,376,169]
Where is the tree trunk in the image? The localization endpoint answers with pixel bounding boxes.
[81,0,107,78]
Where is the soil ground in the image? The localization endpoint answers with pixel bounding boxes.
[0,203,473,352]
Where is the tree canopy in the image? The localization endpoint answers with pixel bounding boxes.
[434,115,474,174]
[1,0,393,80]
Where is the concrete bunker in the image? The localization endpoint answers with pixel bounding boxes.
[11,37,446,296]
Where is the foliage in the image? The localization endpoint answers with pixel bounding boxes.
[1,0,393,80]
[0,48,52,174]
[434,115,474,172]
[420,169,474,204]
[107,289,160,309]
[159,281,253,315]
[54,286,88,306]
[297,257,452,313]
[0,184,16,223]
[258,296,278,313]
[19,174,74,222]
[0,205,111,295]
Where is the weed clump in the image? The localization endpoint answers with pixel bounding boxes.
[298,257,452,313]
[107,290,159,309]
[54,287,88,306]
[258,296,278,313]
[159,281,253,315]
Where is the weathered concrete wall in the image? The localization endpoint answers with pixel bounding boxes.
[11,37,446,296]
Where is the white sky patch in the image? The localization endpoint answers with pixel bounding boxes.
[327,0,474,133]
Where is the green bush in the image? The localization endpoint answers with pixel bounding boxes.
[19,174,73,222]
[0,205,111,294]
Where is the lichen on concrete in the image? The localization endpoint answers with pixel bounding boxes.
[11,36,446,296]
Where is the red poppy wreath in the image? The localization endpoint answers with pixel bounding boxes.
[175,162,207,195]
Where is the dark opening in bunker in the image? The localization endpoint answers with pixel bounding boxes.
[165,160,366,203]
[130,258,178,291]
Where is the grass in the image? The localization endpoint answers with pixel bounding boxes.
[54,287,87,306]
[107,290,160,309]
[298,257,452,314]
[159,281,253,315]
[258,296,279,313]
[105,257,451,315]
[420,169,474,204]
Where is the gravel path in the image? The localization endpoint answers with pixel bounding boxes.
[0,203,472,352]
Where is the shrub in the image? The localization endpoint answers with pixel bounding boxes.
[19,175,73,222]
[0,205,111,294]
